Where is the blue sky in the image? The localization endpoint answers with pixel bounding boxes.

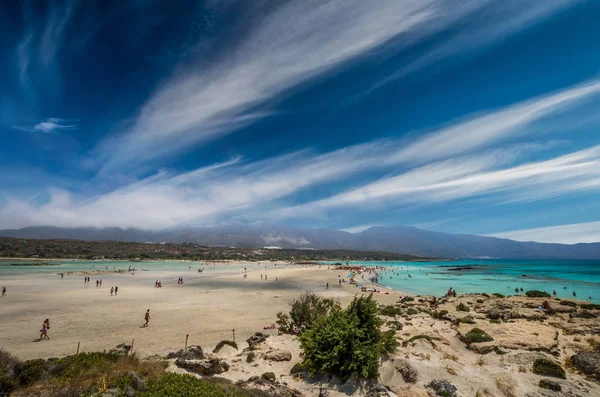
[1,0,600,244]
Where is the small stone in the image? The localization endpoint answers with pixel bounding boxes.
[539,379,561,391]
[426,379,457,397]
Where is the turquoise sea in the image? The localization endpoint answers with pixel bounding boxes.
[344,259,600,301]
[1,258,599,301]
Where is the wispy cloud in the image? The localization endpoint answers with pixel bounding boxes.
[277,144,600,219]
[14,118,77,133]
[38,0,78,66]
[341,224,380,234]
[3,75,600,230]
[488,221,600,244]
[100,0,574,171]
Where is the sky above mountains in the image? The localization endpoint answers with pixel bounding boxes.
[1,0,600,244]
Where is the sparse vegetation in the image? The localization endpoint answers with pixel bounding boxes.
[539,379,562,391]
[475,357,485,366]
[402,334,438,348]
[495,374,516,397]
[276,292,340,334]
[518,366,527,373]
[464,328,494,345]
[579,303,600,310]
[532,358,566,379]
[492,293,505,298]
[406,308,419,316]
[213,340,238,353]
[458,316,476,324]
[261,372,276,382]
[456,303,470,312]
[445,365,457,375]
[246,352,255,363]
[442,353,458,362]
[380,304,403,317]
[395,359,418,383]
[525,290,551,298]
[489,319,501,324]
[140,372,257,396]
[299,294,397,379]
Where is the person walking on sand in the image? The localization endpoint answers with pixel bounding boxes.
[96,280,99,288]
[143,309,151,327]
[100,279,103,287]
[110,287,114,296]
[1,286,5,297]
[115,286,118,295]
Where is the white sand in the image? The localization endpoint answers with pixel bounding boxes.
[0,263,397,360]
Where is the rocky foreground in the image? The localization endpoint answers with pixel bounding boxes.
[165,293,600,397]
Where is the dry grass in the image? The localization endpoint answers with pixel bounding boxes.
[518,366,527,373]
[445,365,457,375]
[442,353,459,362]
[495,374,517,397]
[475,357,485,366]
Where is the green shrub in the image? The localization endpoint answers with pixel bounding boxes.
[0,349,20,396]
[261,372,276,382]
[139,372,252,396]
[456,303,470,312]
[579,303,600,310]
[299,294,395,379]
[246,352,256,363]
[464,328,494,345]
[532,359,566,379]
[401,334,437,348]
[489,319,501,324]
[406,308,418,316]
[492,293,505,298]
[438,310,449,316]
[276,292,340,334]
[213,340,238,353]
[53,352,121,379]
[379,305,403,317]
[400,296,415,303]
[14,359,47,386]
[525,290,551,298]
[458,316,476,324]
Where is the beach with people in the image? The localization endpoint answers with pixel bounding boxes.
[1,258,600,396]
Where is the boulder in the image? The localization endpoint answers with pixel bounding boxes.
[264,349,292,362]
[570,351,600,379]
[559,300,578,307]
[127,371,146,391]
[167,345,204,360]
[247,333,268,350]
[426,379,457,397]
[110,344,132,355]
[366,382,392,397]
[175,358,229,375]
[570,310,597,319]
[236,376,304,397]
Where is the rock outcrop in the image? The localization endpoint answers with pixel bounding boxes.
[571,351,600,379]
[175,358,229,375]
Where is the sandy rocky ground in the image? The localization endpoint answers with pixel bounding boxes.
[150,293,600,397]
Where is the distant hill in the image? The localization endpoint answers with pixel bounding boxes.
[0,224,599,259]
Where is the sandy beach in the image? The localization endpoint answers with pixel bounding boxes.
[0,262,396,360]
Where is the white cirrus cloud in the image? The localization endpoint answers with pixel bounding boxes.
[99,0,574,171]
[488,221,600,244]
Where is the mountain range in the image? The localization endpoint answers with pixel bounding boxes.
[0,224,598,259]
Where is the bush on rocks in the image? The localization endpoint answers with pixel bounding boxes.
[525,290,551,298]
[261,372,276,382]
[456,303,470,312]
[532,358,566,379]
[464,328,494,345]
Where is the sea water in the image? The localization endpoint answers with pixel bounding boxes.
[344,259,600,301]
